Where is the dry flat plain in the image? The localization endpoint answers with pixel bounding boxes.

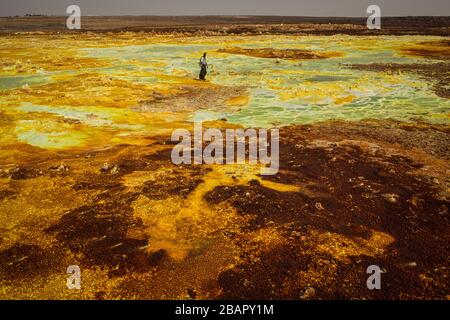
[0,16,449,299]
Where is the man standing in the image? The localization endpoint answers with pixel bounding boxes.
[199,52,208,81]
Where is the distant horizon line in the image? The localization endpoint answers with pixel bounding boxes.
[1,14,449,18]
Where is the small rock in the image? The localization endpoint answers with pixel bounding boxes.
[248,179,260,187]
[187,288,197,300]
[100,162,111,173]
[302,287,316,299]
[110,165,120,175]
[382,193,398,203]
[405,262,417,267]
[58,163,70,172]
[49,163,70,172]
[315,202,324,210]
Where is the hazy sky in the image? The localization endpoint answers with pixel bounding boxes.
[1,0,450,17]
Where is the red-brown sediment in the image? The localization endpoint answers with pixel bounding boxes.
[0,119,448,299]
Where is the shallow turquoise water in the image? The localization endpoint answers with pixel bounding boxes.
[2,35,449,129]
[0,74,49,90]
[80,36,449,127]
